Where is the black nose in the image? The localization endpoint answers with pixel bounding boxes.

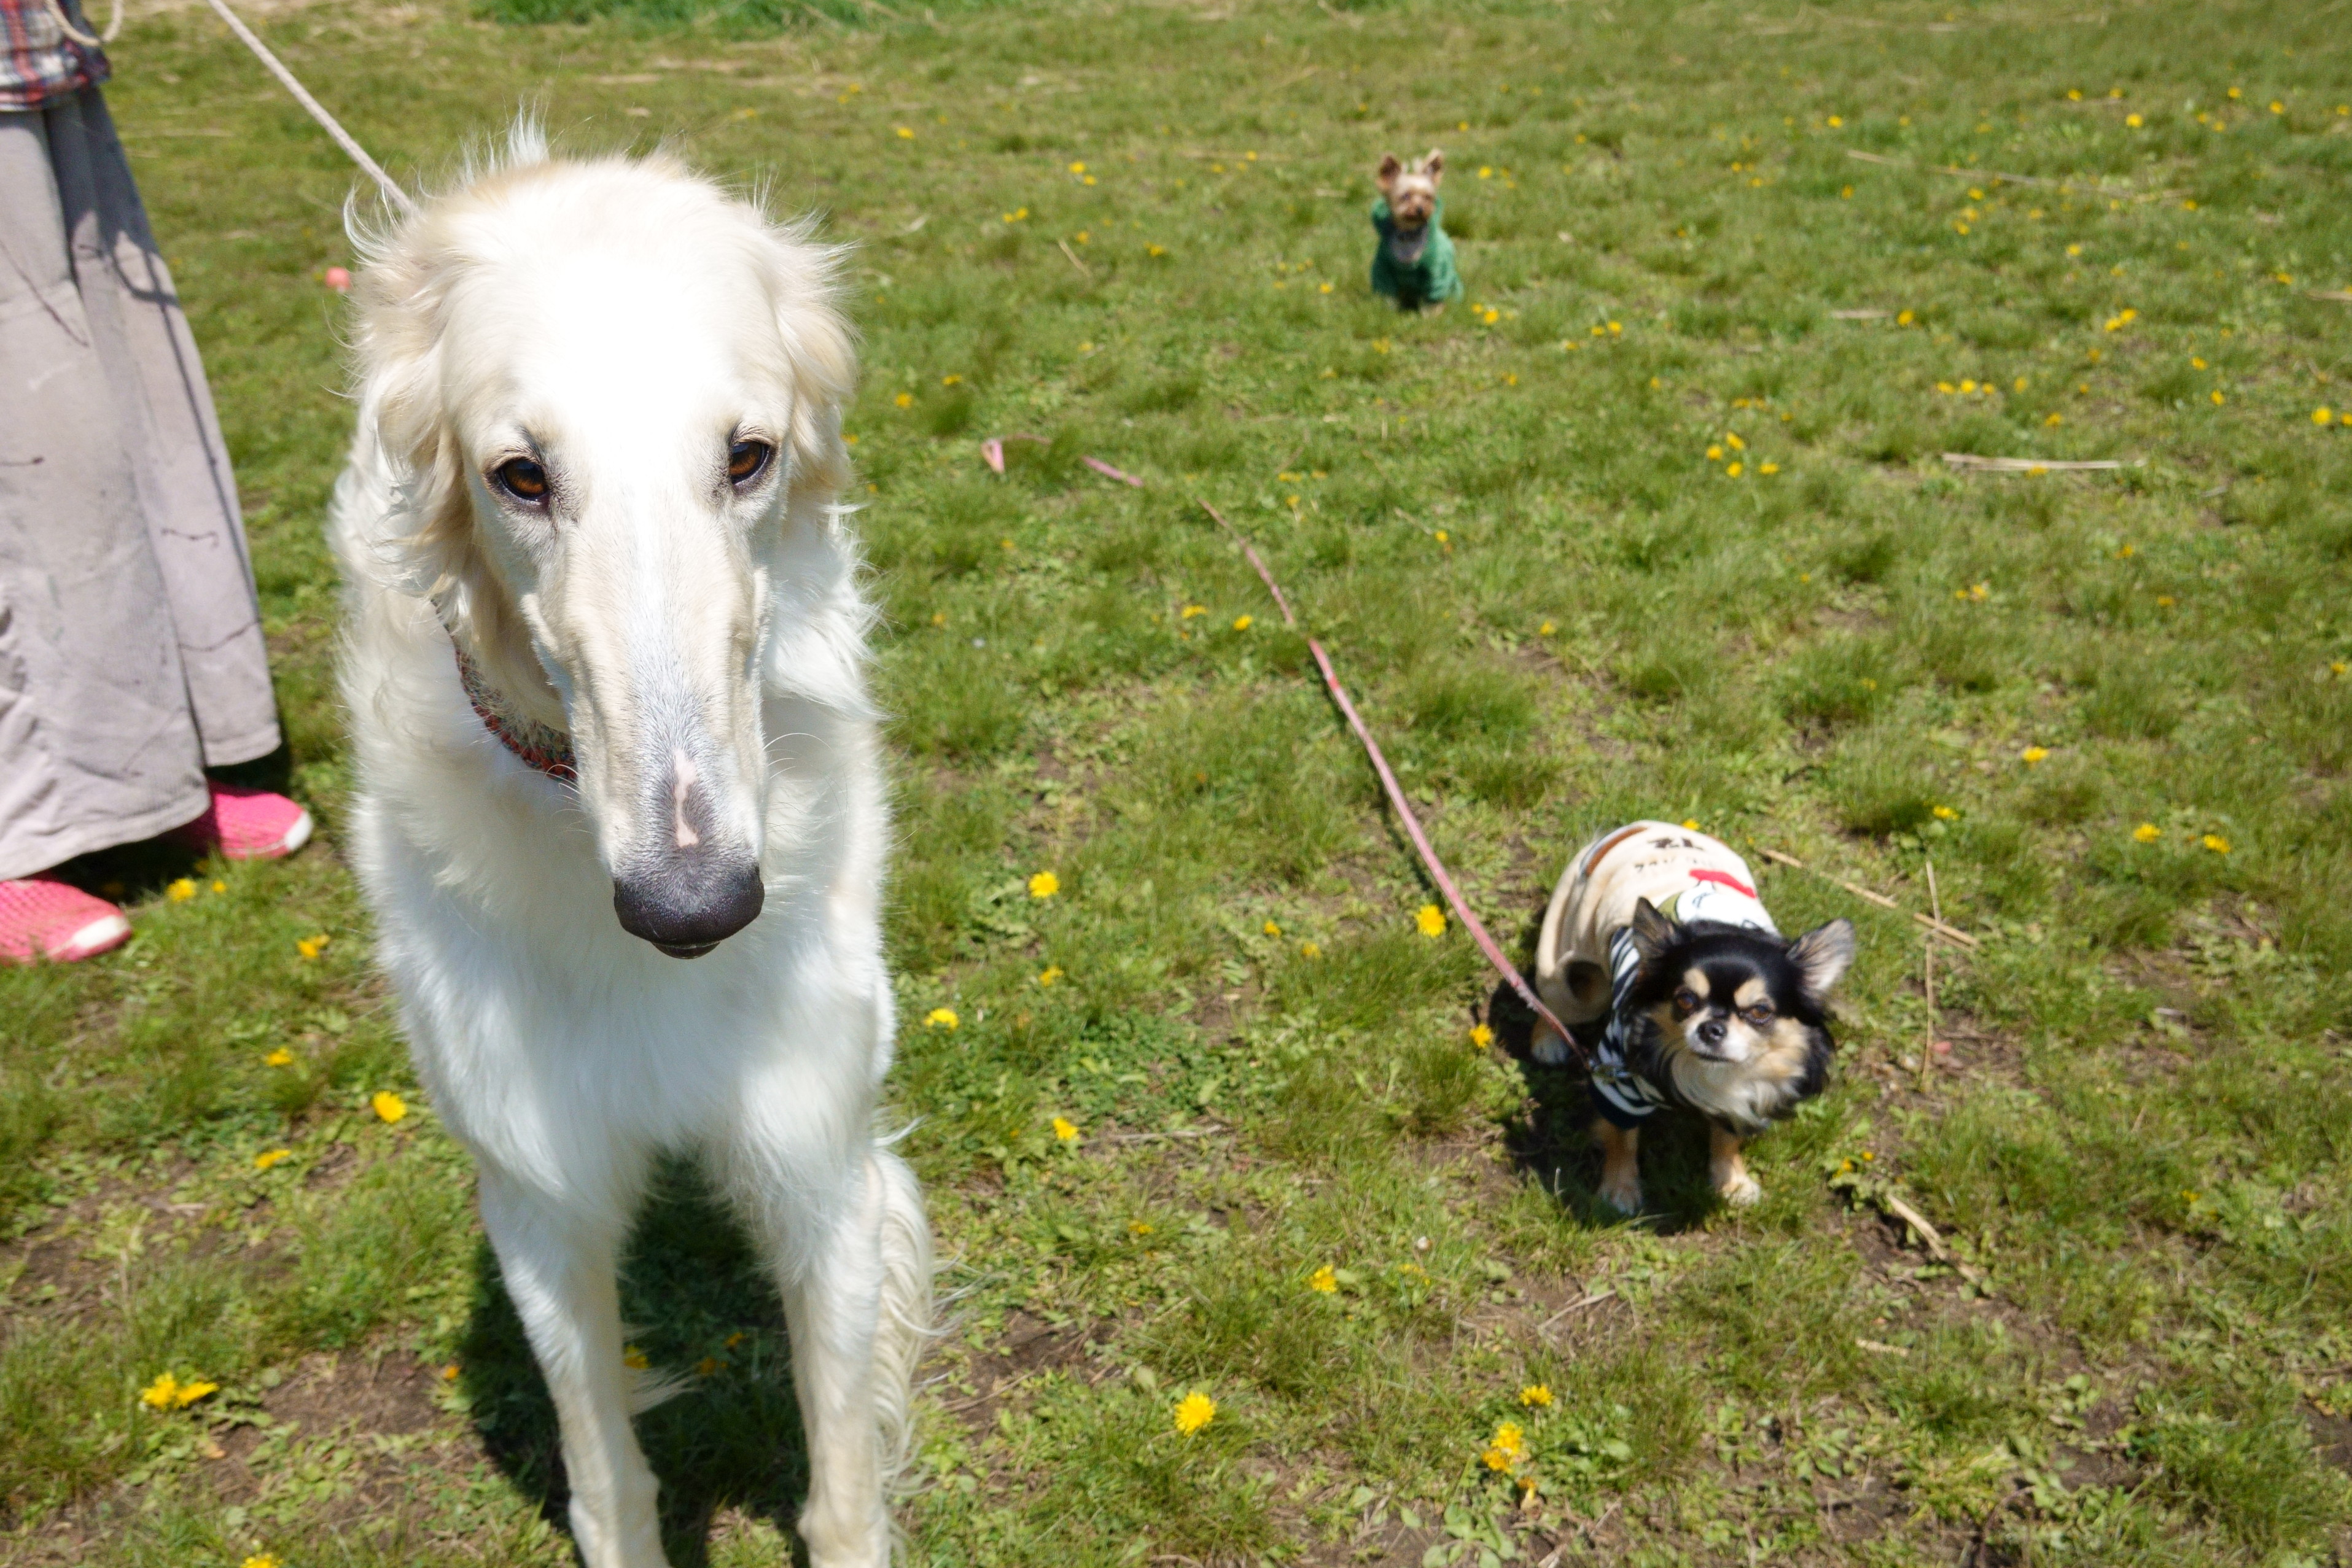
[612,855,764,958]
[1697,1019,1727,1049]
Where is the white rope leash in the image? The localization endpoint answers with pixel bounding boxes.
[52,0,417,217]
[195,0,416,216]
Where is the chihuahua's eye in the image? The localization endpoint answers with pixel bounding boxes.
[726,440,773,485]
[1743,1004,1775,1026]
[1673,988,1700,1015]
[493,457,548,503]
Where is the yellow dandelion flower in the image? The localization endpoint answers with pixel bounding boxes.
[1897,309,1915,325]
[941,374,962,386]
[725,1332,749,1349]
[1726,461,1743,477]
[696,1357,720,1376]
[895,126,914,139]
[1052,1116,1080,1143]
[372,1090,407,1124]
[241,1556,281,1568]
[924,1007,960,1031]
[1726,433,1745,451]
[1262,920,1282,936]
[2133,823,2162,843]
[211,880,227,894]
[253,1148,292,1171]
[1148,244,1167,257]
[1538,620,1556,635]
[166,878,197,902]
[1174,1392,1216,1434]
[1519,1384,1554,1408]
[140,1372,217,1410]
[623,1345,648,1370]
[1933,805,1958,820]
[1608,322,1622,335]
[265,1047,294,1067]
[2046,412,2064,427]
[894,392,913,408]
[1130,1220,1154,1236]
[442,1363,461,1381]
[1231,615,1253,632]
[1299,941,1322,960]
[1486,1421,1527,1465]
[1470,1024,1494,1049]
[1415,904,1446,938]
[1180,604,1207,619]
[2316,408,2335,425]
[1068,160,1086,174]
[1308,1265,1338,1294]
[1706,444,1723,461]
[2202,834,2230,854]
[1029,871,1060,899]
[1759,462,1780,475]
[2021,746,2049,764]
[1037,965,1064,987]
[2125,113,2143,128]
[2211,390,2225,405]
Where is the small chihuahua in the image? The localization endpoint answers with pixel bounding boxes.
[1531,823,1855,1214]
[1371,149,1464,312]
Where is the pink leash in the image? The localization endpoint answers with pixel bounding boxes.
[1198,500,1583,1062]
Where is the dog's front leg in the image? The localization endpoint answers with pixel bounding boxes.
[1594,1119,1643,1214]
[753,1148,931,1568]
[478,1165,669,1568]
[1709,1123,1763,1208]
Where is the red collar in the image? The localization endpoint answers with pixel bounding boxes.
[453,643,576,783]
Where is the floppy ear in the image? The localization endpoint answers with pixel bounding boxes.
[1786,918,1856,1001]
[350,204,566,732]
[1376,153,1402,193]
[1627,898,1680,966]
[760,219,857,507]
[1422,147,1446,181]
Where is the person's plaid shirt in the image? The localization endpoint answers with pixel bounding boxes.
[1,0,109,113]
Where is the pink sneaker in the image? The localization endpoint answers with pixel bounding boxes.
[0,875,132,964]
[182,783,314,861]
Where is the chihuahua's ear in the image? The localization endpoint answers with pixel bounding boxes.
[1376,153,1402,191]
[1786,918,1856,1001]
[1422,147,1446,180]
[1627,898,1680,966]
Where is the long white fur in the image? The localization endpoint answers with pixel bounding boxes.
[332,124,931,1568]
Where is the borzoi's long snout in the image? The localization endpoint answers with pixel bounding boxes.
[555,527,771,960]
[609,743,765,958]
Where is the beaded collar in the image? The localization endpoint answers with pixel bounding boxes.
[453,643,576,783]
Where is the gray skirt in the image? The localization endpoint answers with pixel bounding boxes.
[0,85,279,880]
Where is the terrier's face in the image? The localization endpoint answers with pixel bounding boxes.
[1376,149,1445,257]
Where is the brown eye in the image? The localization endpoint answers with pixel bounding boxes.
[1744,1004,1775,1026]
[494,457,548,502]
[1673,988,1700,1015]
[727,440,772,484]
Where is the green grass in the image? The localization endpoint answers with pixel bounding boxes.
[6,0,2352,1562]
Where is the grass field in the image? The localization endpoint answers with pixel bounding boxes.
[6,0,2352,1562]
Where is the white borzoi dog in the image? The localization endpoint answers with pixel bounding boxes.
[329,126,930,1568]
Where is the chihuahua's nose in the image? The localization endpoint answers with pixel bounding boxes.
[1697,1018,1728,1049]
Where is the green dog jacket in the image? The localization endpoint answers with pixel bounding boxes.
[1369,196,1463,308]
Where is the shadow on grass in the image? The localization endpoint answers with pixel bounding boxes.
[455,1159,813,1567]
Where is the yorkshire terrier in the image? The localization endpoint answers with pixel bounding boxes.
[1531,823,1855,1214]
[1370,149,1463,312]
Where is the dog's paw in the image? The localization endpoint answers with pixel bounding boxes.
[1597,1172,1644,1214]
[1530,1028,1570,1066]
[1718,1170,1764,1208]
